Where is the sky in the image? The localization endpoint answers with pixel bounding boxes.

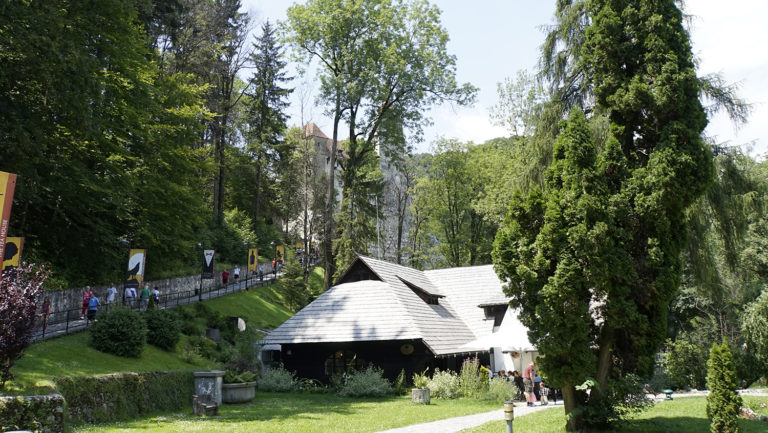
[241,0,768,157]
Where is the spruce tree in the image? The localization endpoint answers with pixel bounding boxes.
[494,1,713,430]
[706,341,742,433]
[245,20,293,227]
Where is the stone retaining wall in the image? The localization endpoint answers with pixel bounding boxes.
[0,394,66,433]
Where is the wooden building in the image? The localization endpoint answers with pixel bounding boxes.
[261,256,536,382]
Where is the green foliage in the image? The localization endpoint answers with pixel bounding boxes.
[486,378,517,404]
[54,371,193,425]
[143,309,181,351]
[88,307,146,358]
[458,357,488,399]
[392,369,407,395]
[258,366,297,392]
[664,334,709,389]
[426,369,460,399]
[706,341,743,433]
[184,336,218,361]
[280,258,310,310]
[224,369,257,384]
[337,366,391,397]
[412,369,430,389]
[0,394,65,433]
[742,289,768,373]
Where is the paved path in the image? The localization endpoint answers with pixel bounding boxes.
[31,271,281,342]
[374,390,768,433]
[375,401,561,433]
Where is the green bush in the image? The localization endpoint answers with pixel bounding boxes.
[458,357,487,398]
[224,369,257,384]
[412,369,430,389]
[144,309,181,351]
[486,377,516,403]
[185,335,218,360]
[88,307,146,357]
[338,366,391,397]
[392,369,407,395]
[428,369,460,399]
[258,366,296,392]
[706,341,742,433]
[663,335,709,389]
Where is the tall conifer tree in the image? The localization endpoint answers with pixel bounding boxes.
[493,1,713,430]
[245,20,293,228]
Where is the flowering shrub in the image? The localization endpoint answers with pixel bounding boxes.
[338,366,391,397]
[459,357,488,398]
[428,369,459,399]
[0,264,48,386]
[258,365,297,392]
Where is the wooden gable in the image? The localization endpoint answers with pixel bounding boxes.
[336,258,381,285]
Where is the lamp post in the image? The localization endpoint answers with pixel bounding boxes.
[270,240,277,278]
[196,243,203,301]
[243,241,248,289]
[119,238,130,305]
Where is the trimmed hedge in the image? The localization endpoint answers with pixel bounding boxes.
[55,370,194,425]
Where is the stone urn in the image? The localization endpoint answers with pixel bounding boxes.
[221,381,257,403]
[411,387,430,404]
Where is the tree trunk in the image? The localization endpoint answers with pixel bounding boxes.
[253,152,262,230]
[561,384,583,432]
[323,90,342,291]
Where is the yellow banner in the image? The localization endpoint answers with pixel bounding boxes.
[125,249,147,289]
[2,236,23,275]
[247,248,259,272]
[0,171,18,277]
[276,245,285,263]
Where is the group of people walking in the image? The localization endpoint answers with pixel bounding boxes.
[495,360,558,406]
[80,283,160,320]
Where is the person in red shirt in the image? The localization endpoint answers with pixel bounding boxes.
[222,269,230,286]
[524,360,536,407]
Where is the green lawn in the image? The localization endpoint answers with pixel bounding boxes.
[3,285,294,396]
[3,332,217,395]
[461,396,768,433]
[187,282,294,330]
[71,392,501,433]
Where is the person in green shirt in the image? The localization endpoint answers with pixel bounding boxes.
[140,286,150,311]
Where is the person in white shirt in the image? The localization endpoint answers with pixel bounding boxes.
[125,286,137,308]
[105,283,118,311]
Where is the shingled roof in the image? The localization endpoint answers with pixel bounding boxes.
[263,257,511,356]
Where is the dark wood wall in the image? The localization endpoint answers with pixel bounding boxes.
[280,339,490,384]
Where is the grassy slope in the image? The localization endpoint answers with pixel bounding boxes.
[72,393,501,433]
[189,282,294,330]
[462,396,768,433]
[3,282,296,395]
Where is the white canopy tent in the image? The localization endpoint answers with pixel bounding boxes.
[458,308,537,374]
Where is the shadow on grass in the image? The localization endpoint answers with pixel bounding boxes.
[612,416,767,433]
[84,392,406,430]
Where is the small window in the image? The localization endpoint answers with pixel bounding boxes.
[324,350,365,376]
[483,305,507,327]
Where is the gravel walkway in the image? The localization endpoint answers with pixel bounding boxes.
[374,401,561,433]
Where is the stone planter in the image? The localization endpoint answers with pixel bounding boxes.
[411,387,430,404]
[222,381,257,403]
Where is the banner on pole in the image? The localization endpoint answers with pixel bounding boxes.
[0,171,18,280]
[202,249,215,279]
[247,248,258,272]
[2,236,23,276]
[125,249,147,290]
